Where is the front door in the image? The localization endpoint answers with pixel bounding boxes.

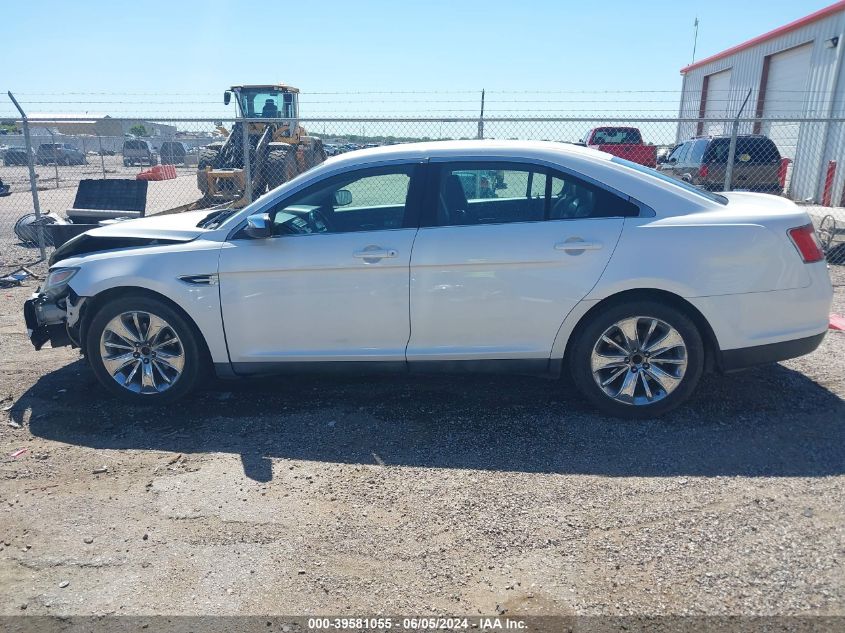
[218,163,423,370]
[407,161,630,363]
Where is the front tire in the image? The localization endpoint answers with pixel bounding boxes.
[569,300,704,419]
[85,295,204,404]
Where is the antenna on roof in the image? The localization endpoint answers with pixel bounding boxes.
[692,17,699,64]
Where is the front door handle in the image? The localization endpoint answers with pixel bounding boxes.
[554,240,603,252]
[353,247,398,260]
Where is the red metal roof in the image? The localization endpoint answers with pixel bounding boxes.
[680,0,845,74]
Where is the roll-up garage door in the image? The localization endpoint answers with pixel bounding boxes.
[702,69,732,136]
[761,42,812,162]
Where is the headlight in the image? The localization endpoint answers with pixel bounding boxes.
[41,267,79,296]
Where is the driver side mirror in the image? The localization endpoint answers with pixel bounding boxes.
[334,189,352,206]
[223,91,231,106]
[245,212,272,239]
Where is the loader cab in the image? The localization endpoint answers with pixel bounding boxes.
[224,85,299,120]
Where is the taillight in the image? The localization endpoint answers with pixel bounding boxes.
[698,163,709,179]
[787,224,825,263]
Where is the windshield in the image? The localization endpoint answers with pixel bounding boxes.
[238,90,296,118]
[611,156,728,205]
[591,128,642,144]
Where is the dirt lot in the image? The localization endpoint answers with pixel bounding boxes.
[0,268,844,617]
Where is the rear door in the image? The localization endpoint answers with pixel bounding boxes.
[731,137,781,191]
[407,160,633,364]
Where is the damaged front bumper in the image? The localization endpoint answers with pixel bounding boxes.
[24,290,86,350]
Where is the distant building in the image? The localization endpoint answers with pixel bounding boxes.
[26,114,176,138]
[677,1,845,202]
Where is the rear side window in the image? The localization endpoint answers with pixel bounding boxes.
[436,164,544,226]
[675,141,692,163]
[688,139,708,163]
[432,162,638,227]
[736,137,780,164]
[703,137,781,164]
[549,171,639,219]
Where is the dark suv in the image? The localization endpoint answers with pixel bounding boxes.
[159,141,187,165]
[36,143,87,166]
[657,135,782,194]
[122,139,158,166]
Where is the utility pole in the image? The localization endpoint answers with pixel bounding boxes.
[692,17,699,65]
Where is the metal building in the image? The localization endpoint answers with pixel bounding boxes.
[677,1,845,203]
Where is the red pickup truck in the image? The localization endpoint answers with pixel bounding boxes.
[583,127,657,168]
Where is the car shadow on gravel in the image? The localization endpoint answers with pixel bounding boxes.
[18,358,845,481]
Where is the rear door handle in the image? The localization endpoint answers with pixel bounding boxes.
[353,247,398,259]
[554,240,603,252]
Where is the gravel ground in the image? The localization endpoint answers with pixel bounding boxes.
[0,274,843,617]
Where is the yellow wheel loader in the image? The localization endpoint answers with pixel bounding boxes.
[196,84,326,206]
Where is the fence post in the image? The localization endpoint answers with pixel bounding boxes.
[7,91,46,261]
[97,135,106,179]
[477,89,485,140]
[47,128,59,189]
[241,116,253,204]
[723,120,739,192]
[723,89,753,192]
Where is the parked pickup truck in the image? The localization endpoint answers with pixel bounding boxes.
[582,127,657,168]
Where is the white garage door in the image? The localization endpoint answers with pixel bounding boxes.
[761,43,812,161]
[703,69,732,136]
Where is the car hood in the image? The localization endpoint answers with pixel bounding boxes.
[48,209,230,266]
[83,209,218,241]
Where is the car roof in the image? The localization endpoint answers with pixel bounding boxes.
[322,139,613,168]
[691,134,772,141]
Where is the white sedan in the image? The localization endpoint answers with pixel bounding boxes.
[25,141,833,418]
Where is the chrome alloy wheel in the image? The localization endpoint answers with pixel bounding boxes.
[99,311,185,394]
[590,316,687,406]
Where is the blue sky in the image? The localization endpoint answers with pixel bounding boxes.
[0,0,835,118]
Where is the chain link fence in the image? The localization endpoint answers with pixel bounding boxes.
[2,110,844,279]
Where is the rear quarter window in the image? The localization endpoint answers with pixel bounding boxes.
[704,137,781,164]
[611,156,728,205]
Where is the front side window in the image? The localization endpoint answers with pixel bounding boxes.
[267,165,415,236]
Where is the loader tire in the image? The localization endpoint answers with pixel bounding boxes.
[196,147,220,197]
[265,147,296,192]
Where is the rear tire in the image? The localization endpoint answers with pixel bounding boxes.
[85,294,205,404]
[569,300,704,419]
